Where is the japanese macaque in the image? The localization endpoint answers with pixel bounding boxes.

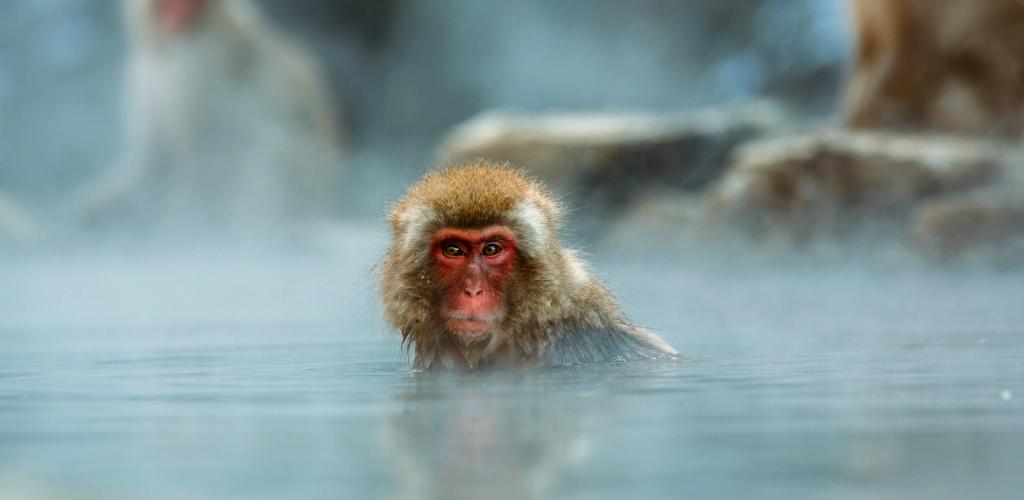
[843,0,1024,136]
[73,0,344,234]
[379,161,678,370]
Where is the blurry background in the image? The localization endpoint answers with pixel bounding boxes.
[0,0,847,215]
[2,2,1023,500]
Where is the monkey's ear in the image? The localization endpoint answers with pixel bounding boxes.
[510,201,549,255]
[394,203,438,252]
[509,183,564,257]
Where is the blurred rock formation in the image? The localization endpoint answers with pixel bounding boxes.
[703,131,1003,241]
[911,189,1024,263]
[436,97,1024,263]
[467,0,1024,264]
[438,102,786,217]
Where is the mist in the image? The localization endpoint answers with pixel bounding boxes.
[0,0,849,213]
[1,1,1022,499]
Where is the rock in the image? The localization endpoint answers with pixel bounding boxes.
[437,102,787,215]
[705,130,1004,240]
[911,189,1024,262]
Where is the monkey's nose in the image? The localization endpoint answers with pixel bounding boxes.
[463,285,483,297]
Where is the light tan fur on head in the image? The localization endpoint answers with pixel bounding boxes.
[379,161,677,370]
[388,162,561,259]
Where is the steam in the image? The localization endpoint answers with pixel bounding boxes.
[1,4,1022,500]
[0,0,851,225]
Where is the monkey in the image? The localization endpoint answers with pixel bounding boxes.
[843,0,1024,136]
[378,161,679,370]
[72,0,344,234]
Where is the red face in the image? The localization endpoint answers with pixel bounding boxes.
[156,0,210,34]
[431,226,518,342]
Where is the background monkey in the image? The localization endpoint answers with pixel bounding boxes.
[73,0,344,235]
[843,0,1024,136]
[379,162,678,370]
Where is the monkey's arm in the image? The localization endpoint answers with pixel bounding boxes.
[545,327,679,366]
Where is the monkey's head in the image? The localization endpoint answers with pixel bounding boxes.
[125,0,221,42]
[380,162,568,366]
[156,0,211,34]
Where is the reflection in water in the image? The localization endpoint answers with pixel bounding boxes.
[1,253,1023,499]
[387,371,594,500]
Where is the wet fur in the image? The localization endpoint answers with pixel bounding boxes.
[379,161,678,370]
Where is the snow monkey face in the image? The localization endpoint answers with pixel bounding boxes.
[430,225,518,343]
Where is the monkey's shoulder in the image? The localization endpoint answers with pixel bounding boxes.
[544,326,679,367]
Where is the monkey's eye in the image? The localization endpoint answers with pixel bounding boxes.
[442,244,464,257]
[482,243,502,257]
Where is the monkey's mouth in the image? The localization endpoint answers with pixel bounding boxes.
[445,311,498,341]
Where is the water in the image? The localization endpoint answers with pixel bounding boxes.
[1,233,1022,499]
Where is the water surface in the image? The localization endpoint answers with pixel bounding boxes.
[1,238,1022,499]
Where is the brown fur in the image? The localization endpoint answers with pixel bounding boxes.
[844,0,1024,136]
[379,161,677,370]
[389,163,557,236]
